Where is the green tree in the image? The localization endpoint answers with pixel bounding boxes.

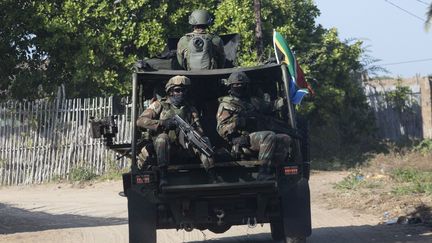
[1,0,220,99]
[2,0,375,145]
[214,1,373,141]
[0,0,47,100]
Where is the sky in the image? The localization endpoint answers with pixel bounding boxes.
[314,0,431,78]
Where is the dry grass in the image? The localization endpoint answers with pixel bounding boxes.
[324,148,432,224]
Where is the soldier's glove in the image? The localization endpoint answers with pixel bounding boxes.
[159,118,177,130]
[231,135,250,147]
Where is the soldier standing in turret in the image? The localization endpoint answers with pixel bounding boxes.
[177,9,225,70]
[216,71,292,180]
[137,75,219,187]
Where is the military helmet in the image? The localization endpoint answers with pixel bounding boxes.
[165,75,191,92]
[189,9,212,26]
[225,71,250,86]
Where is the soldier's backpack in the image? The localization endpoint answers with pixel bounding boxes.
[186,33,214,70]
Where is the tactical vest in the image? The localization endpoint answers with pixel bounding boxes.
[219,96,256,115]
[185,32,215,70]
[219,96,257,135]
[158,101,192,142]
[159,102,191,121]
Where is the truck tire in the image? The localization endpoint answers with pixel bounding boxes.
[270,217,284,241]
[271,217,307,243]
[128,188,157,243]
[285,236,306,243]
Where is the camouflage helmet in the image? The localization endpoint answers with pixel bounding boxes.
[188,9,212,26]
[165,75,191,92]
[225,71,250,86]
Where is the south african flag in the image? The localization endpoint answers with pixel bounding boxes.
[273,30,315,104]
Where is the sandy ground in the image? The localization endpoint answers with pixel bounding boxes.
[0,171,431,243]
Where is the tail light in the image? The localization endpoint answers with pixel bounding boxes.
[283,166,299,175]
[136,174,152,184]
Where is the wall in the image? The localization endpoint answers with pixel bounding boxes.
[364,76,431,140]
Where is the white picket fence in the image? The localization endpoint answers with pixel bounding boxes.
[0,92,132,185]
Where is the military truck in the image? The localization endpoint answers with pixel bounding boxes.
[89,31,312,242]
[91,62,312,243]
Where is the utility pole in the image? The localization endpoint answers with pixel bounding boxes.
[254,0,264,63]
[421,76,432,139]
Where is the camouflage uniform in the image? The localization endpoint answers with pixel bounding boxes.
[136,77,214,170]
[216,95,291,165]
[177,29,225,70]
[176,9,225,70]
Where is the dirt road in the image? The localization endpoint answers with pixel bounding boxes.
[0,171,430,243]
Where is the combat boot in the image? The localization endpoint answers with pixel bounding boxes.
[257,164,274,181]
[208,168,223,184]
[159,166,168,187]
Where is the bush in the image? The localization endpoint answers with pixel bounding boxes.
[69,167,97,182]
[391,168,432,195]
[334,171,365,190]
[414,139,432,154]
[98,160,128,181]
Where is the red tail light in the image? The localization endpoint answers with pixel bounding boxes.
[136,174,151,184]
[283,166,298,175]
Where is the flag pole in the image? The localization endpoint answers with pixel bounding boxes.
[281,63,303,164]
[281,64,296,129]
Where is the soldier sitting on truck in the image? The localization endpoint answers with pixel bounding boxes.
[177,9,225,70]
[136,75,220,187]
[216,71,292,181]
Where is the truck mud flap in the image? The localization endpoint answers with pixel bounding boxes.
[281,178,312,237]
[128,188,157,243]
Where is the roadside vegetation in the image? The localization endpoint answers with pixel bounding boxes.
[52,160,127,184]
[326,139,432,225]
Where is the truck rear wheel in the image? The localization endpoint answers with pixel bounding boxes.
[270,217,284,241]
[284,236,306,243]
[128,188,157,243]
[271,217,306,243]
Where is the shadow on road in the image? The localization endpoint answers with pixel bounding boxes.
[186,224,431,243]
[0,203,127,234]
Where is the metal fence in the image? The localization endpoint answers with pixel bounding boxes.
[0,92,132,185]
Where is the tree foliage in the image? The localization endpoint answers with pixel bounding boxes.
[426,3,432,31]
[1,0,375,141]
[385,81,413,113]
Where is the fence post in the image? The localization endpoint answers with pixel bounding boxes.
[421,77,432,139]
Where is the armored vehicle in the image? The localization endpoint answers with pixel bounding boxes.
[91,34,311,243]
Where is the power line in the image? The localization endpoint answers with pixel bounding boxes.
[384,0,426,22]
[380,58,432,66]
[415,0,429,6]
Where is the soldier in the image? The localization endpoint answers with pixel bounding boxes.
[216,71,292,180]
[177,9,225,70]
[137,75,219,187]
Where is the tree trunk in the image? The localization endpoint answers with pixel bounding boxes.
[426,4,432,30]
[254,0,264,63]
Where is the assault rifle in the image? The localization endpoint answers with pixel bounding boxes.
[240,112,303,140]
[173,115,214,158]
